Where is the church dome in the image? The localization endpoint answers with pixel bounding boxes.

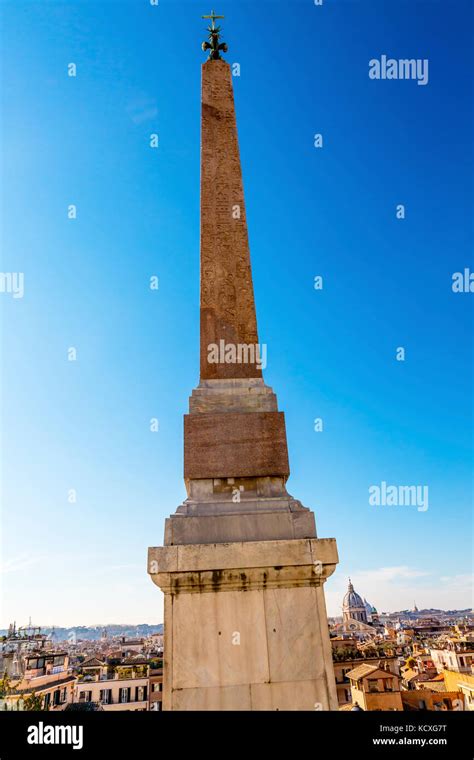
[342,579,368,624]
[343,580,365,611]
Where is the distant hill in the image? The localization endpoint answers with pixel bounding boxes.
[0,624,163,641]
[389,608,472,617]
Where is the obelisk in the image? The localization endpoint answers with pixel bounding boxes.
[148,11,339,711]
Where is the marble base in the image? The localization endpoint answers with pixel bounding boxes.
[148,537,339,710]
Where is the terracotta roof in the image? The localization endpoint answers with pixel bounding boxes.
[81,657,104,668]
[422,680,448,692]
[346,664,380,680]
[119,657,149,666]
[11,675,76,695]
[403,670,432,684]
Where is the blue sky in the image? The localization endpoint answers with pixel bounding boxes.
[1,0,472,627]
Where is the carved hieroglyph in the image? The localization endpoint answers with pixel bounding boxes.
[200,60,261,380]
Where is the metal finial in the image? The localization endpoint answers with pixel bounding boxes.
[201,10,228,60]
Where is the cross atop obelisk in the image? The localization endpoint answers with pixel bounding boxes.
[202,10,228,60]
[202,9,225,28]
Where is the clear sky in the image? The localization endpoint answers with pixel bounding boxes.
[1,0,472,628]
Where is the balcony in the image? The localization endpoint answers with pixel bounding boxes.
[101,701,148,712]
[97,672,148,682]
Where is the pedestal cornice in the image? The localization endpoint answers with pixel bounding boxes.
[148,537,338,594]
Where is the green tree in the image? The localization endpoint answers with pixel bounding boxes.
[0,673,11,699]
[23,692,45,711]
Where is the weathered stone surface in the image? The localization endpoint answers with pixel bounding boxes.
[164,510,316,545]
[169,680,333,711]
[148,537,338,581]
[182,475,290,503]
[184,411,290,479]
[264,586,325,682]
[248,679,334,711]
[171,589,269,689]
[190,378,278,414]
[179,491,295,514]
[148,540,339,710]
[200,61,260,380]
[171,684,252,711]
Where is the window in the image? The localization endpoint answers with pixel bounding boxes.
[53,690,60,706]
[136,686,146,702]
[43,693,51,709]
[100,689,111,705]
[120,688,130,704]
[61,688,67,703]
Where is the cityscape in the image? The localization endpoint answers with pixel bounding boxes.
[1,584,473,712]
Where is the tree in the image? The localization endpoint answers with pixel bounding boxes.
[0,674,11,699]
[23,692,45,711]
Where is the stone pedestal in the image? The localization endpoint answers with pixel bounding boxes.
[148,379,339,710]
[148,537,339,710]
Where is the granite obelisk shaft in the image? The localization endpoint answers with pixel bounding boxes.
[200,60,260,380]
